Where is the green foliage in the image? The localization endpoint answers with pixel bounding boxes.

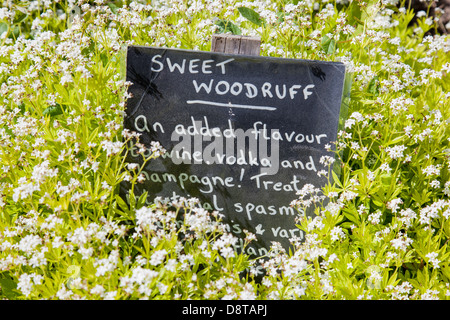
[42,104,66,117]
[238,7,265,27]
[0,0,449,300]
[321,35,337,55]
[215,19,242,35]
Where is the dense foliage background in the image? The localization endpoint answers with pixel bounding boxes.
[0,0,449,299]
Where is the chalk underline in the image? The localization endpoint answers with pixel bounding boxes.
[186,100,277,111]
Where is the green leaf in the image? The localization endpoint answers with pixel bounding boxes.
[367,76,380,95]
[115,194,130,213]
[384,270,400,288]
[43,104,65,117]
[0,22,8,37]
[441,266,450,282]
[13,11,28,25]
[416,268,427,287]
[332,170,343,188]
[100,52,109,67]
[276,11,286,24]
[107,2,118,14]
[321,35,336,55]
[215,19,241,35]
[237,7,264,26]
[411,188,431,206]
[380,172,392,186]
[137,191,149,210]
[343,206,360,225]
[128,191,136,211]
[0,273,19,299]
[347,2,363,26]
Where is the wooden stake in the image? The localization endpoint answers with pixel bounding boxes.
[211,34,261,56]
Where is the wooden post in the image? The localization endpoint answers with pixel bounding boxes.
[211,34,261,56]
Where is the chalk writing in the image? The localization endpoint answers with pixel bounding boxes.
[121,46,346,262]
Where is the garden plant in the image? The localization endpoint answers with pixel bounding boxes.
[0,0,449,300]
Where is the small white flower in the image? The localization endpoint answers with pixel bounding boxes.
[390,232,413,251]
[385,145,407,160]
[330,226,346,242]
[368,211,382,225]
[387,198,403,213]
[425,252,441,268]
[150,249,167,266]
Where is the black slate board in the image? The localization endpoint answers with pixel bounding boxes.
[121,45,347,262]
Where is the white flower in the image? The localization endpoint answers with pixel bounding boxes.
[308,216,325,231]
[101,140,123,156]
[344,118,355,129]
[390,232,413,251]
[330,226,346,242]
[385,145,407,160]
[308,247,328,260]
[52,236,64,248]
[17,273,43,297]
[212,233,238,259]
[94,250,120,276]
[284,256,308,278]
[350,111,365,122]
[319,155,335,166]
[149,249,167,266]
[419,200,449,224]
[91,284,105,296]
[127,163,139,170]
[368,210,382,225]
[165,259,177,272]
[387,198,403,213]
[29,248,48,268]
[18,234,42,254]
[157,283,169,294]
[119,266,159,295]
[380,163,392,173]
[185,207,215,233]
[17,274,33,297]
[239,283,257,300]
[399,208,416,227]
[13,177,40,202]
[423,165,441,176]
[31,160,58,184]
[135,206,158,232]
[416,10,427,18]
[421,289,440,300]
[103,291,117,300]
[391,282,413,300]
[425,252,441,268]
[78,246,94,259]
[324,201,342,216]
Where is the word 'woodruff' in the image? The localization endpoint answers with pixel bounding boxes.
[150,54,316,103]
[122,46,347,263]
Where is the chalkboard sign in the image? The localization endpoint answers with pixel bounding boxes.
[121,45,347,261]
